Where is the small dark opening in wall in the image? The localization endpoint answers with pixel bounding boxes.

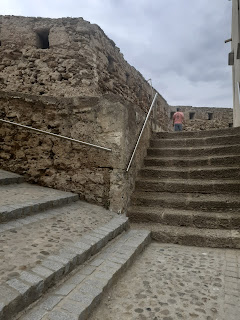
[229,123,233,127]
[170,112,175,119]
[36,29,50,49]
[0,41,1,46]
[107,55,115,73]
[208,113,213,120]
[189,112,195,120]
[126,72,130,84]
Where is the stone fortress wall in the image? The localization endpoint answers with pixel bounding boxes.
[0,15,234,212]
[0,15,169,212]
[169,105,233,131]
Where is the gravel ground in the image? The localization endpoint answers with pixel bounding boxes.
[0,201,115,283]
[89,242,240,320]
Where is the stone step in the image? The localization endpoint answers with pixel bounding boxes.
[0,169,24,185]
[0,216,130,320]
[0,183,79,223]
[131,192,240,212]
[17,229,150,320]
[150,133,240,148]
[144,154,240,167]
[135,178,240,194]
[155,127,240,139]
[131,222,240,249]
[128,207,240,229]
[139,166,240,180]
[147,144,240,157]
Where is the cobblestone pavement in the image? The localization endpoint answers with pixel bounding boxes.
[89,242,240,320]
[0,201,114,283]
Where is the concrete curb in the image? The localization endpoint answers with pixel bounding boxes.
[0,216,129,320]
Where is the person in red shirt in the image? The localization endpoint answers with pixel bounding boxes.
[173,108,184,131]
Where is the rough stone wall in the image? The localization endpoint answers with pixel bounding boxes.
[169,106,233,131]
[0,91,168,212]
[0,15,170,212]
[0,15,165,113]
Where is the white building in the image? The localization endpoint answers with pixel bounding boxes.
[231,0,240,126]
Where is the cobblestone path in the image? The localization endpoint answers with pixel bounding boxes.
[0,201,114,284]
[89,242,240,320]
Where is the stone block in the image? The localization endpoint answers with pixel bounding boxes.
[7,278,31,295]
[47,308,77,320]
[41,260,65,281]
[55,283,76,296]
[0,284,21,319]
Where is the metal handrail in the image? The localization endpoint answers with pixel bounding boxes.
[0,118,112,152]
[126,92,158,172]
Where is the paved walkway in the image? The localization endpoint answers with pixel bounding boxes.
[89,242,240,320]
[0,201,114,284]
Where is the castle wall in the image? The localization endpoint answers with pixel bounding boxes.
[0,91,168,212]
[169,106,233,131]
[0,15,170,212]
[0,15,167,113]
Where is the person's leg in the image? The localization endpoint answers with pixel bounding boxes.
[178,124,182,131]
[174,124,181,131]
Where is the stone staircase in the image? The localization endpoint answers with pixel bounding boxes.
[0,169,150,320]
[128,127,240,248]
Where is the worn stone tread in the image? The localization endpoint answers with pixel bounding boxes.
[144,154,240,167]
[131,222,240,248]
[150,133,240,147]
[19,229,151,320]
[0,183,79,223]
[154,126,240,139]
[147,144,240,157]
[131,191,240,212]
[0,216,129,320]
[0,199,119,284]
[0,169,24,185]
[135,177,240,193]
[139,166,240,180]
[128,206,240,229]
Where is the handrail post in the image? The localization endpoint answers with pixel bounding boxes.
[126,92,158,172]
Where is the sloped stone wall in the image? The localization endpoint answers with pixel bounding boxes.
[0,15,167,113]
[0,15,170,212]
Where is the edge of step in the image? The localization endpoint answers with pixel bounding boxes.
[0,216,130,320]
[19,228,151,320]
[0,170,24,185]
[0,191,79,224]
[127,206,240,229]
[131,222,240,249]
[135,178,240,194]
[154,127,240,139]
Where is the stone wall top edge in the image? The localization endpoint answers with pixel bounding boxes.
[169,105,233,111]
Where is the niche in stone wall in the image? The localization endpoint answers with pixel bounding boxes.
[107,55,115,73]
[36,29,50,49]
[189,112,195,120]
[208,113,213,120]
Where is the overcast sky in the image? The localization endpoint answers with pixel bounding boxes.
[0,0,233,108]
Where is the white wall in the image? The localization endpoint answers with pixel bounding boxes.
[231,0,240,127]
